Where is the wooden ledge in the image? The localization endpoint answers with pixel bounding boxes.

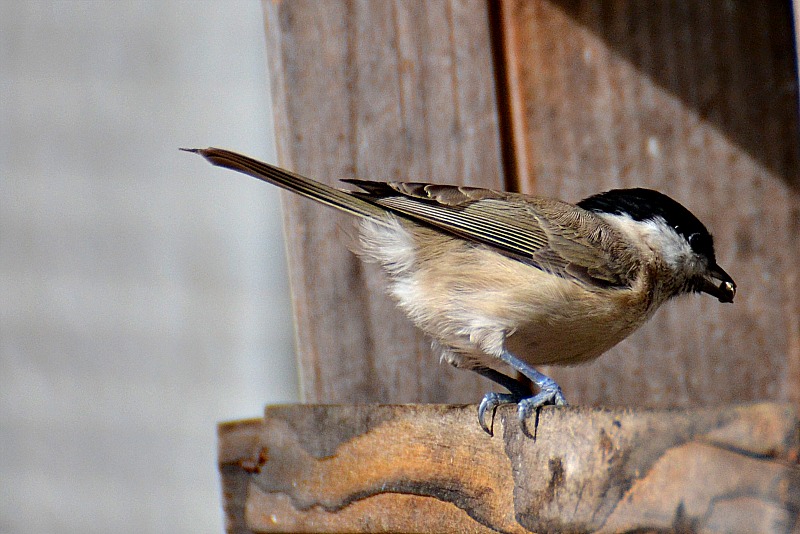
[219,403,800,533]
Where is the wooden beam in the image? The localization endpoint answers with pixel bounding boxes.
[220,403,800,533]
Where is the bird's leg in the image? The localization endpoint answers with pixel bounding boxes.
[497,350,567,436]
[473,366,531,435]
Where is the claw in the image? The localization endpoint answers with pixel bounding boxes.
[475,351,568,437]
[477,382,567,437]
[478,392,521,435]
[517,384,567,438]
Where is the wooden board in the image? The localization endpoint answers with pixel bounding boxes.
[495,0,800,408]
[219,402,800,533]
[261,0,800,408]
[262,0,505,404]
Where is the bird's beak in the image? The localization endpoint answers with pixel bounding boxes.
[699,263,736,303]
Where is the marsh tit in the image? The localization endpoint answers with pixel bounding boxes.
[184,148,736,435]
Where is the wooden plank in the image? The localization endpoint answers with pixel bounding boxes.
[219,402,800,533]
[496,0,800,407]
[262,0,504,404]
[796,2,800,110]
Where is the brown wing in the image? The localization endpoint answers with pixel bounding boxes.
[187,148,638,288]
[343,179,639,288]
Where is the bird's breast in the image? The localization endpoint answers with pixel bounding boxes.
[502,266,656,366]
[358,217,657,367]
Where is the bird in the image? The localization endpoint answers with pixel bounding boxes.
[183,147,736,435]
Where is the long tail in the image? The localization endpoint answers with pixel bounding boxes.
[182,147,387,219]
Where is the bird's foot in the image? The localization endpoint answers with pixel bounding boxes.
[477,382,567,437]
[475,353,568,437]
[517,383,567,438]
[478,392,523,436]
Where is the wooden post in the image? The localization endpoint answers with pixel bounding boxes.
[263,0,505,405]
[260,0,800,406]
[220,403,800,533]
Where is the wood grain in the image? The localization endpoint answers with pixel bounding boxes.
[219,402,800,533]
[262,0,800,409]
[496,0,800,408]
[263,0,505,404]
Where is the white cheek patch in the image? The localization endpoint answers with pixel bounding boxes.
[640,219,694,269]
[602,214,700,274]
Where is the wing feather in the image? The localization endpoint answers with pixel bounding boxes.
[342,179,638,288]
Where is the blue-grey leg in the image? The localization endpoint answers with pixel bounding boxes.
[473,366,531,435]
[497,349,567,435]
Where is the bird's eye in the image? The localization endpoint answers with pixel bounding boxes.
[688,233,709,253]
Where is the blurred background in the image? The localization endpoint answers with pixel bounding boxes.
[1,2,298,532]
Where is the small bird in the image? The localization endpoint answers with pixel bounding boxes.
[184,147,736,435]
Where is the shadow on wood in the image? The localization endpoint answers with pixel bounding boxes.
[219,402,800,533]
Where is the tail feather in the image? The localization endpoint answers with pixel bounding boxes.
[182,147,387,220]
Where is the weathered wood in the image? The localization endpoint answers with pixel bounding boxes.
[263,0,505,404]
[263,0,799,410]
[496,0,800,407]
[796,1,800,109]
[219,402,800,533]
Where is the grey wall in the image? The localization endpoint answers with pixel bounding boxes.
[1,2,298,532]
